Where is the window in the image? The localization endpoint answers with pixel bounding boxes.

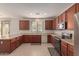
[0,21,10,38]
[31,19,43,32]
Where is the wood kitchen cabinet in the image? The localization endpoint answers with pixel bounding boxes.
[0,36,23,53]
[67,44,74,56]
[61,40,68,56]
[47,35,52,43]
[11,38,17,52]
[75,3,79,13]
[55,17,59,29]
[60,12,66,22]
[45,20,53,30]
[51,36,55,47]
[66,5,76,30]
[52,20,56,30]
[19,36,23,45]
[23,35,32,43]
[31,35,41,43]
[58,14,62,23]
[19,20,29,30]
[47,35,55,46]
[61,40,74,56]
[0,40,11,53]
[23,35,41,43]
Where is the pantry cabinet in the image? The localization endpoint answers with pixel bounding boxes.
[19,20,29,30]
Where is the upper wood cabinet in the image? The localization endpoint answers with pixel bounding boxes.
[66,5,76,30]
[58,12,66,23]
[19,20,29,30]
[45,20,53,30]
[75,3,79,13]
[52,20,56,30]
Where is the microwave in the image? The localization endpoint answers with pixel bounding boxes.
[57,21,67,29]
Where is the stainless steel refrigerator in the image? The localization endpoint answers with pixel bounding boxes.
[74,12,79,55]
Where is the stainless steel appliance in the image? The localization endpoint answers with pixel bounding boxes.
[74,12,79,55]
[57,21,67,30]
[54,36,61,55]
[62,32,72,39]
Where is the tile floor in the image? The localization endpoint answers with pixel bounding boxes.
[9,43,53,56]
[0,43,54,56]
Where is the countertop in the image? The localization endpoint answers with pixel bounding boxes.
[50,34,74,46]
[0,35,22,40]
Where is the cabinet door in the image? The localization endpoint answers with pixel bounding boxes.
[76,3,79,13]
[45,20,53,30]
[47,35,51,43]
[19,36,23,44]
[51,36,55,47]
[19,20,29,30]
[61,12,66,22]
[68,44,74,56]
[52,20,56,30]
[61,41,68,56]
[0,40,11,53]
[31,35,41,43]
[11,38,17,52]
[23,35,31,43]
[66,5,76,30]
[58,14,62,23]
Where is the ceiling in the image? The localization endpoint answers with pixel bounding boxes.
[0,3,74,18]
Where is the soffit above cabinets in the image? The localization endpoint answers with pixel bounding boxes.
[0,3,74,18]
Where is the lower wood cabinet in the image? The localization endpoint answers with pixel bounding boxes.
[11,36,23,52]
[61,40,74,56]
[0,36,23,53]
[11,39,17,52]
[47,35,51,43]
[0,40,11,53]
[67,44,74,56]
[23,35,41,43]
[61,41,68,56]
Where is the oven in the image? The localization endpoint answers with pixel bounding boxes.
[54,37,61,54]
